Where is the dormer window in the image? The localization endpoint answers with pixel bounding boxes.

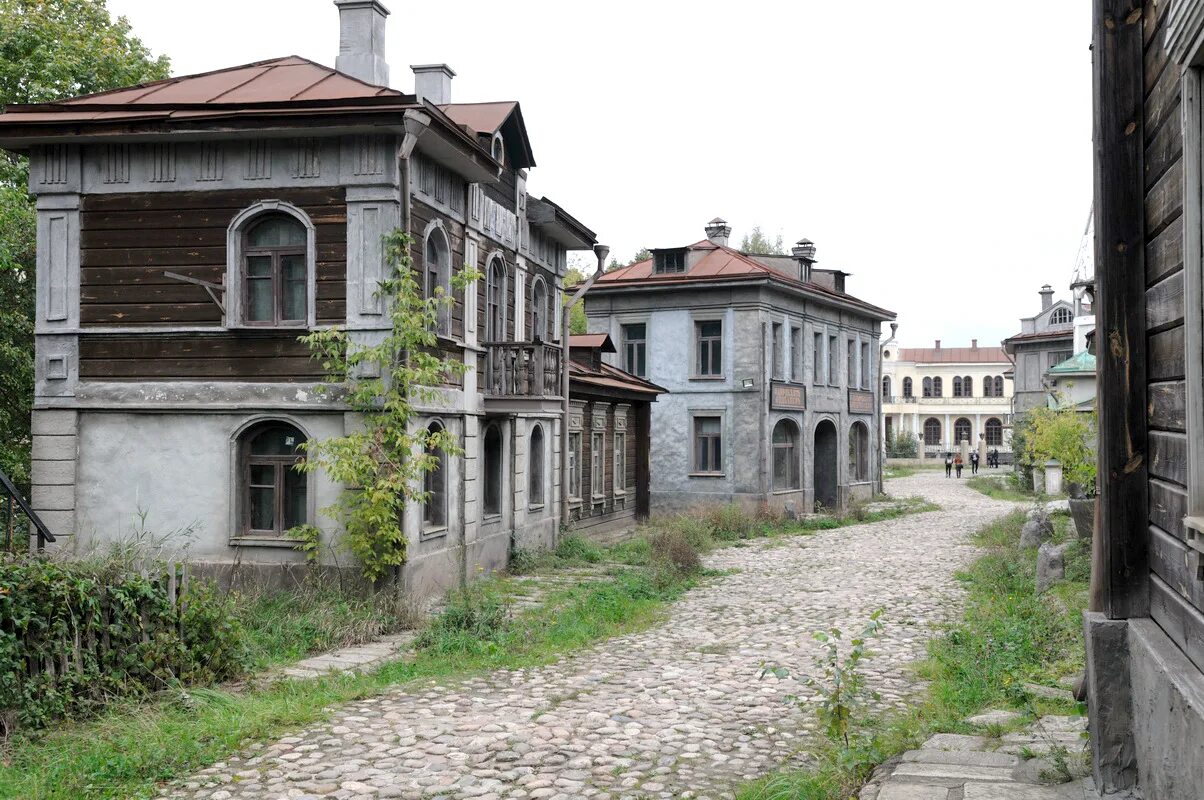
[654,248,686,274]
[491,133,505,165]
[1049,307,1072,326]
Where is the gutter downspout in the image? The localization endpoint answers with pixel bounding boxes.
[399,110,431,235]
[559,244,609,538]
[877,322,897,494]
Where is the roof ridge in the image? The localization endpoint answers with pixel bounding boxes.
[53,56,304,105]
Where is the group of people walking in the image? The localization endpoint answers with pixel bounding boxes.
[943,448,1002,477]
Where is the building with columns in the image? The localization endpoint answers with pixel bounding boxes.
[0,0,627,597]
[585,219,894,514]
[881,340,1013,456]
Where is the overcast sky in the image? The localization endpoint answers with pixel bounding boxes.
[106,0,1092,350]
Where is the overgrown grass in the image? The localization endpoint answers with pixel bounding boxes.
[737,509,1090,800]
[966,474,1063,503]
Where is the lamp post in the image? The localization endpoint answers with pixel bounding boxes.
[559,243,609,534]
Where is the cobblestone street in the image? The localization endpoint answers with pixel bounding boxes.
[164,471,1020,800]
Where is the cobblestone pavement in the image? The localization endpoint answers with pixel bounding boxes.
[164,471,1020,800]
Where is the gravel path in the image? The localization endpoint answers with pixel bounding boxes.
[164,471,1020,800]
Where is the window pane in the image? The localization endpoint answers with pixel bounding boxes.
[700,321,721,338]
[247,278,272,321]
[246,255,272,277]
[249,463,275,486]
[251,426,304,455]
[282,254,306,320]
[249,485,275,531]
[248,216,305,247]
[284,467,307,529]
[710,342,722,375]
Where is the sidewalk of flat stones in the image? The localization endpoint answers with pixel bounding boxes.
[860,709,1119,800]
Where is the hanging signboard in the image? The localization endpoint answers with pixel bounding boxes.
[848,389,875,415]
[770,382,806,411]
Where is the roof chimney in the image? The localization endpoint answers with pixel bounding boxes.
[412,63,455,104]
[704,217,731,247]
[791,238,817,282]
[935,339,941,349]
[334,0,390,87]
[971,338,978,348]
[1039,284,1054,311]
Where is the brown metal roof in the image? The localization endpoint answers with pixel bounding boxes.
[440,102,517,134]
[569,359,667,397]
[569,333,615,352]
[1003,329,1074,343]
[595,241,894,320]
[895,346,1011,364]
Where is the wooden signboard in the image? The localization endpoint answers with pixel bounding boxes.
[770,382,806,411]
[848,389,875,415]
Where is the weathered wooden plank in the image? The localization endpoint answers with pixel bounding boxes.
[1150,477,1188,541]
[1144,0,1170,47]
[1144,7,1171,96]
[1149,572,1204,674]
[1146,270,1185,331]
[81,205,346,231]
[81,261,346,286]
[79,333,314,360]
[81,221,346,250]
[1150,525,1204,618]
[1148,325,1185,380]
[1149,429,1188,484]
[80,302,222,325]
[1146,212,1184,285]
[79,357,322,380]
[1145,101,1182,189]
[80,242,346,268]
[80,187,346,213]
[1145,156,1183,236]
[1094,0,1150,620]
[1148,380,1187,432]
[1145,45,1182,143]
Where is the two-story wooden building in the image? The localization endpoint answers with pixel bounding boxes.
[0,0,603,596]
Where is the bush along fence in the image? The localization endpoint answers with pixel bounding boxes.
[0,558,247,733]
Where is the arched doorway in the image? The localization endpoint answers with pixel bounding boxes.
[814,419,839,512]
[954,417,972,446]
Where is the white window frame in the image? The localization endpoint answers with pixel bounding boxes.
[613,431,627,495]
[422,219,453,337]
[591,430,605,499]
[568,431,582,503]
[1180,65,1204,544]
[225,201,317,329]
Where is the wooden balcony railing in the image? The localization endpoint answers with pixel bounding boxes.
[482,341,562,398]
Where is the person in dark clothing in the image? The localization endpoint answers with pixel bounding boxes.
[945,453,953,477]
[970,450,980,475]
[954,453,964,478]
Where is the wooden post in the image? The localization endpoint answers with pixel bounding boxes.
[1093,0,1150,619]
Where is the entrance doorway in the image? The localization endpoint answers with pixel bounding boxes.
[814,419,839,512]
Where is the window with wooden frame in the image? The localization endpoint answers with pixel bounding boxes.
[485,255,507,342]
[692,415,723,475]
[790,326,802,381]
[591,431,605,498]
[932,376,943,397]
[847,339,856,387]
[1049,307,1073,326]
[568,431,582,501]
[483,422,503,516]
[530,277,549,342]
[828,334,839,386]
[954,417,972,444]
[923,417,941,446]
[882,376,891,399]
[241,422,307,537]
[813,331,824,385]
[994,375,1004,396]
[772,323,784,380]
[985,417,1004,446]
[922,377,933,397]
[695,319,723,377]
[613,431,627,494]
[903,377,913,398]
[953,376,964,397]
[963,375,973,396]
[243,214,307,326]
[849,421,869,482]
[621,322,647,377]
[861,342,870,389]
[529,424,545,507]
[424,226,452,336]
[983,376,995,397]
[654,248,686,274]
[422,421,448,532]
[772,419,800,491]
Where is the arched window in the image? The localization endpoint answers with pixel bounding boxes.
[953,376,963,397]
[922,377,933,397]
[422,421,447,531]
[994,376,1004,396]
[483,422,502,515]
[963,376,973,397]
[243,214,307,326]
[985,417,1004,446]
[529,424,545,506]
[932,376,943,397]
[491,133,505,165]
[923,417,942,446]
[530,277,548,342]
[882,376,891,399]
[848,421,869,482]
[954,417,972,444]
[772,419,800,491]
[485,255,507,341]
[1049,307,1072,325]
[983,376,994,397]
[240,421,307,536]
[902,377,913,398]
[423,225,452,336]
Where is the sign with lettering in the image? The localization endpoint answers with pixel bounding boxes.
[848,389,875,415]
[770,382,806,411]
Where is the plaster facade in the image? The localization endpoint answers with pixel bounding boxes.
[1003,286,1076,416]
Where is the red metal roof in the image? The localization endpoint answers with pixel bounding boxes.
[596,241,894,319]
[569,359,666,397]
[440,102,517,134]
[569,333,615,352]
[895,347,1010,364]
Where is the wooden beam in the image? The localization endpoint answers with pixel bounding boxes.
[1093,0,1150,619]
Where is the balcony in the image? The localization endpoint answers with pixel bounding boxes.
[482,341,562,398]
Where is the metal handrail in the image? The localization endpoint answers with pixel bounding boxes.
[0,469,55,552]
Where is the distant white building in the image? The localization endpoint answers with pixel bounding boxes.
[881,339,1013,455]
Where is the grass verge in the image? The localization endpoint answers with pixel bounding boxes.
[736,509,1089,800]
[966,474,1064,504]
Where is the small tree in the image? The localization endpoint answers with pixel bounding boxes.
[1025,404,1097,493]
[886,431,918,459]
[299,231,479,581]
[739,226,785,255]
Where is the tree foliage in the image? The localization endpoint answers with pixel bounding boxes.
[739,226,785,255]
[1019,404,1097,492]
[300,232,479,581]
[0,0,169,481]
[563,266,587,335]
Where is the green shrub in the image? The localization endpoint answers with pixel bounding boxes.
[650,529,702,577]
[416,582,511,653]
[887,432,919,459]
[704,504,758,541]
[553,534,604,564]
[0,557,247,733]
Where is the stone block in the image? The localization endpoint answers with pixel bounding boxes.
[32,484,75,512]
[33,509,75,539]
[879,783,950,800]
[31,434,76,461]
[31,409,78,436]
[1083,612,1136,794]
[965,709,1023,727]
[31,458,75,486]
[891,762,1016,782]
[1020,516,1053,548]
[962,785,1080,799]
[903,749,1019,769]
[1036,542,1070,594]
[921,733,988,751]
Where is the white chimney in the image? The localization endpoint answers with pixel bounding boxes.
[704,217,731,247]
[334,0,390,87]
[412,64,455,105]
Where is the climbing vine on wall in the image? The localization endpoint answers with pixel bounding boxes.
[300,231,479,581]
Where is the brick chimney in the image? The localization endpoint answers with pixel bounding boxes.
[704,218,731,247]
[791,238,817,282]
[1039,284,1054,311]
[971,338,978,348]
[935,339,941,349]
[334,0,390,87]
[412,63,455,104]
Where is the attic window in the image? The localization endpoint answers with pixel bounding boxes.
[491,133,505,165]
[1049,307,1072,325]
[654,249,686,274]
